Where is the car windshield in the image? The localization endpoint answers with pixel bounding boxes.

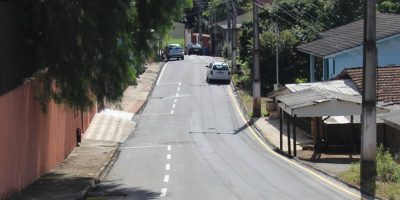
[212,65,229,70]
[168,44,181,49]
[191,44,201,48]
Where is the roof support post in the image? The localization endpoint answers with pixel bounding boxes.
[280,107,283,150]
[310,55,315,82]
[316,117,320,152]
[293,115,297,157]
[287,113,291,157]
[383,124,387,149]
[323,58,329,81]
[350,115,355,155]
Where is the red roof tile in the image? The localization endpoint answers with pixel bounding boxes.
[335,66,400,104]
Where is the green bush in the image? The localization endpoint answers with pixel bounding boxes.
[377,145,400,183]
[163,36,184,48]
[222,44,229,59]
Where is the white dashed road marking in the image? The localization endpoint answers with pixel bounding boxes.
[166,164,170,171]
[172,104,176,108]
[160,188,167,197]
[170,110,174,114]
[164,175,170,183]
[167,154,171,160]
[174,99,178,103]
[176,93,179,97]
[177,87,180,91]
[167,145,171,151]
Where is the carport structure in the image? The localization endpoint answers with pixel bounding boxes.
[276,87,388,157]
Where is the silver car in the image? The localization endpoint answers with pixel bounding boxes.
[206,61,231,83]
[164,44,184,61]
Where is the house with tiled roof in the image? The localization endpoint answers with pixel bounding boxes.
[267,66,400,155]
[336,66,400,105]
[297,13,400,81]
[335,66,400,153]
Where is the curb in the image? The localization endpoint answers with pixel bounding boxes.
[136,62,166,115]
[229,81,281,153]
[80,144,119,200]
[81,62,164,198]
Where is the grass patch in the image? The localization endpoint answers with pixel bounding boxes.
[339,146,400,199]
[233,75,268,118]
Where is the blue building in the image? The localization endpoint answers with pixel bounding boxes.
[297,13,400,81]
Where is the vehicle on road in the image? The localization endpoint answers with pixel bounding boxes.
[164,44,184,61]
[187,43,202,55]
[206,61,231,83]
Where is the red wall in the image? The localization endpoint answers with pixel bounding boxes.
[0,80,96,199]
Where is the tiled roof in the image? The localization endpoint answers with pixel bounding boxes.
[297,13,400,57]
[335,66,400,105]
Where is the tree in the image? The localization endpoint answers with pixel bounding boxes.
[378,0,400,13]
[26,0,192,111]
[325,0,363,28]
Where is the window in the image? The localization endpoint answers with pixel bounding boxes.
[212,65,229,70]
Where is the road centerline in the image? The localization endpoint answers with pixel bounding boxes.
[164,175,170,183]
[160,188,167,197]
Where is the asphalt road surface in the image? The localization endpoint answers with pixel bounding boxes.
[89,56,361,200]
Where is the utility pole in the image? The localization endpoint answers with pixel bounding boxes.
[212,7,217,56]
[227,1,232,58]
[198,0,203,47]
[252,0,261,117]
[231,1,237,73]
[275,23,279,90]
[361,0,377,197]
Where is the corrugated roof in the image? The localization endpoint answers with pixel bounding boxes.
[297,13,400,57]
[268,79,360,99]
[335,66,400,105]
[285,79,359,95]
[277,87,361,109]
[381,110,400,128]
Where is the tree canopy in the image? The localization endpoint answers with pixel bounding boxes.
[26,0,192,111]
[235,0,399,95]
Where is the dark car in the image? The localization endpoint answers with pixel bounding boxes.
[188,44,202,55]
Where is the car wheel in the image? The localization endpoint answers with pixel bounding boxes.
[167,57,170,61]
[181,57,184,60]
[206,77,209,83]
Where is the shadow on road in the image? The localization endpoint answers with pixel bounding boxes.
[10,172,93,200]
[86,181,160,200]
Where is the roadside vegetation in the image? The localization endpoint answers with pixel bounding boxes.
[21,0,192,111]
[232,71,268,118]
[235,0,400,96]
[340,145,400,199]
[162,36,185,49]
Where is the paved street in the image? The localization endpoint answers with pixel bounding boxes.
[89,56,360,200]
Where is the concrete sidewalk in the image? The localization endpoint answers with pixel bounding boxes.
[10,63,162,200]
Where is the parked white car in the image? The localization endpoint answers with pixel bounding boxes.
[206,61,231,83]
